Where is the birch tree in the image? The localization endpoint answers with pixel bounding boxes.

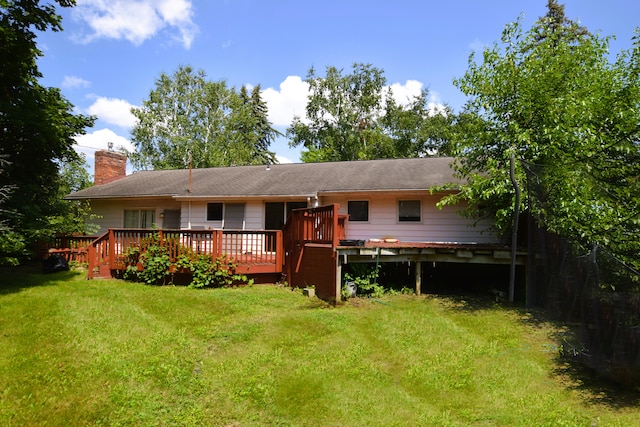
[129,65,278,170]
[287,63,451,162]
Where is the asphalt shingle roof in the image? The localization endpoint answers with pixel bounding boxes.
[66,157,461,200]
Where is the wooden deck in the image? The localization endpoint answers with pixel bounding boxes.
[81,229,283,279]
[46,205,527,303]
[336,240,526,265]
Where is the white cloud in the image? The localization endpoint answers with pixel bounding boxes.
[62,75,91,89]
[73,0,198,49]
[261,76,310,127]
[426,91,448,116]
[74,128,135,169]
[387,79,424,105]
[262,76,446,128]
[87,96,137,128]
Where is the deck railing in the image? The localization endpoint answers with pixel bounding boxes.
[87,231,110,279]
[40,235,97,265]
[283,204,347,247]
[86,228,283,278]
[282,204,347,300]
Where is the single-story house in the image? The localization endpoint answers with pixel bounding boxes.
[65,150,525,301]
[68,150,498,243]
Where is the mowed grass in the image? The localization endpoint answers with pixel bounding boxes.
[1,267,638,426]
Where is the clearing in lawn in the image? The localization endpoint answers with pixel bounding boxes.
[0,267,638,426]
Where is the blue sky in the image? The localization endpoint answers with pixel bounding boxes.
[36,0,639,168]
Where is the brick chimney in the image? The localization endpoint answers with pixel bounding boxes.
[94,148,127,185]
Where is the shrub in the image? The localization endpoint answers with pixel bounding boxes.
[176,254,254,288]
[343,264,384,299]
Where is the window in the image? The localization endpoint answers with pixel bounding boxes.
[224,203,245,229]
[348,200,369,221]
[207,203,223,221]
[265,201,308,230]
[398,200,421,222]
[124,209,155,228]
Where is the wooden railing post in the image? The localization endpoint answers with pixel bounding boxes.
[108,229,116,273]
[275,230,284,268]
[213,230,221,260]
[87,244,96,279]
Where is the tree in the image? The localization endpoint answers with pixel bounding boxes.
[231,85,278,165]
[287,63,451,162]
[47,154,99,236]
[439,1,640,268]
[129,66,279,170]
[0,0,95,263]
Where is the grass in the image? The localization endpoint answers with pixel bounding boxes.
[1,266,639,426]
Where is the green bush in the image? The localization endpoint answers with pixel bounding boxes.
[343,264,384,299]
[0,230,28,266]
[121,232,254,288]
[176,254,253,288]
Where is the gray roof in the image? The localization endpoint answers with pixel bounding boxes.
[66,157,461,200]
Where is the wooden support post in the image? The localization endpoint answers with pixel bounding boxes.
[335,254,343,303]
[415,260,422,295]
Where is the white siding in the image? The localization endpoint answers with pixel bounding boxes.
[89,198,181,234]
[321,193,499,244]
[89,193,499,244]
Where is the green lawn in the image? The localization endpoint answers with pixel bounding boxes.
[0,267,638,426]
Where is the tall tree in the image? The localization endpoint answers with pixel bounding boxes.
[0,0,95,263]
[439,1,640,268]
[129,66,279,170]
[287,63,450,162]
[231,85,278,165]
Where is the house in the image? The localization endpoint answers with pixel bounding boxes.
[65,150,525,301]
[69,150,498,242]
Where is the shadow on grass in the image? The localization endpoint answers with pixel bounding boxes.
[552,352,640,409]
[433,292,640,409]
[0,261,82,295]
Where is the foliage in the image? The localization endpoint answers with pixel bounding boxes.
[137,241,172,285]
[0,0,95,262]
[439,1,640,271]
[122,235,172,286]
[233,85,280,165]
[0,229,28,266]
[176,254,253,288]
[46,154,100,237]
[122,234,172,285]
[128,65,277,170]
[287,63,452,162]
[343,264,384,299]
[3,271,639,426]
[121,233,253,287]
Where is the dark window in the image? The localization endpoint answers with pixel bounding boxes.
[207,203,223,221]
[348,201,369,221]
[265,202,285,230]
[399,200,421,222]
